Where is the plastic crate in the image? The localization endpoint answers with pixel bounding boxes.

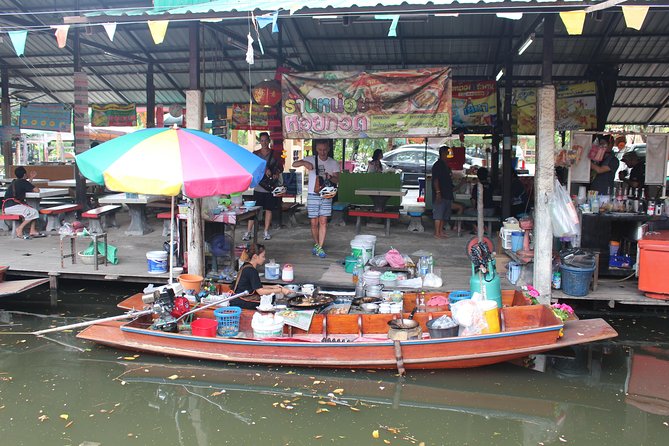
[213,306,241,336]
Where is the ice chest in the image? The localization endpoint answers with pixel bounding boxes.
[638,230,669,298]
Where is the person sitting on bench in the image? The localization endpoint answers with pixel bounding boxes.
[463,167,495,234]
[2,167,43,239]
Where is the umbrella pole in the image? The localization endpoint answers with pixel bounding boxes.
[169,196,175,284]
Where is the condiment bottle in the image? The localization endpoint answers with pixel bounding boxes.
[416,291,426,312]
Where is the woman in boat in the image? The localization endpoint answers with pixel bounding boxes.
[231,243,292,310]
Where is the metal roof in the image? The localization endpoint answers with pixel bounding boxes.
[1,1,669,126]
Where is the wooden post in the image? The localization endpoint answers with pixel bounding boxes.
[1,67,11,173]
[533,15,556,303]
[146,63,155,128]
[186,22,205,277]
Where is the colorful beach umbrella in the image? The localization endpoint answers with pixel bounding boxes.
[76,126,266,197]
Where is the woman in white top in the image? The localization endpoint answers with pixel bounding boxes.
[292,139,340,258]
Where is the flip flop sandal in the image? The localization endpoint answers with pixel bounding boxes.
[30,233,47,238]
[21,235,32,240]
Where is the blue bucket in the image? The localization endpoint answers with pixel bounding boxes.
[146,251,168,274]
[560,264,595,297]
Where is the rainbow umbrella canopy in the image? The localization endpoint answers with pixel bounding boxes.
[76,126,266,197]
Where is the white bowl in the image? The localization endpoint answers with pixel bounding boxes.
[361,303,379,312]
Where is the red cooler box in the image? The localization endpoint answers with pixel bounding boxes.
[638,230,669,299]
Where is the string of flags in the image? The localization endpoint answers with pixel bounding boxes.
[0,5,655,59]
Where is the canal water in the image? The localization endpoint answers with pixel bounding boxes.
[1,282,668,445]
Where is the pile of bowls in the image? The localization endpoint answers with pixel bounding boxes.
[362,270,381,286]
[380,271,397,288]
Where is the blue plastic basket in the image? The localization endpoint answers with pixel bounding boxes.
[448,290,472,304]
[560,264,596,297]
[213,306,242,336]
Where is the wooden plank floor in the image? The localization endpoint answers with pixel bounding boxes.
[1,207,666,307]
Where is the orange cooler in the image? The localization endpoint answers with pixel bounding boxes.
[638,231,669,299]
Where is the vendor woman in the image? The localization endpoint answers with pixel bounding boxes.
[231,243,292,309]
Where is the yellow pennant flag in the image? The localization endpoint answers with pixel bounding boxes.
[622,5,649,30]
[147,20,169,44]
[559,10,586,35]
[52,25,69,48]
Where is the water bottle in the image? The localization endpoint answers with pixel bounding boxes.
[352,258,364,285]
[427,254,434,274]
[419,256,429,277]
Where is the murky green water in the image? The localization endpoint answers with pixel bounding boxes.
[1,282,668,445]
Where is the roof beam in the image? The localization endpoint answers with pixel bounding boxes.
[202,24,249,90]
[645,91,669,125]
[0,56,62,102]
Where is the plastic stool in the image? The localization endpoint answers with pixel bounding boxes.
[407,211,424,233]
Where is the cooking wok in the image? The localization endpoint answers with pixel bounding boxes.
[387,308,419,330]
[287,293,335,311]
[351,296,383,306]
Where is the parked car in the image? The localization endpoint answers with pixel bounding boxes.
[381,144,440,185]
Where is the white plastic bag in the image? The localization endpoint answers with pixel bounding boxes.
[450,299,487,336]
[550,179,580,237]
[422,273,443,288]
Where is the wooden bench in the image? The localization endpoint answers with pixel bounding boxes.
[0,214,21,237]
[39,204,82,232]
[280,202,303,228]
[331,202,349,227]
[81,205,121,234]
[450,214,500,237]
[348,208,400,236]
[157,211,187,236]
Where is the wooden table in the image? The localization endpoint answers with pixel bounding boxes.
[354,188,406,212]
[98,193,163,236]
[0,177,50,186]
[47,179,96,188]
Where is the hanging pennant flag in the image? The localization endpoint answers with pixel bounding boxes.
[102,23,117,41]
[148,20,169,44]
[374,15,400,37]
[8,30,28,56]
[256,11,277,30]
[51,25,70,48]
[622,5,649,30]
[246,33,254,65]
[559,10,586,35]
[496,13,523,20]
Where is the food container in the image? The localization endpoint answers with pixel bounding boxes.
[361,303,379,312]
[281,264,294,282]
[426,319,458,339]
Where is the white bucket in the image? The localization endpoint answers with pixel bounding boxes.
[353,235,376,261]
[499,228,514,250]
[350,240,370,263]
[146,251,168,274]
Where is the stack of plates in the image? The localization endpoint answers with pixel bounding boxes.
[362,270,381,286]
[380,272,398,288]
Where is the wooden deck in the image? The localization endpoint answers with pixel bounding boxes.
[1,207,666,307]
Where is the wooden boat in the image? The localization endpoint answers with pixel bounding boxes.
[0,265,49,298]
[77,290,617,371]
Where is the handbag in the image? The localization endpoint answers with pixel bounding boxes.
[258,152,280,191]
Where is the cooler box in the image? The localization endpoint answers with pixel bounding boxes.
[638,230,669,299]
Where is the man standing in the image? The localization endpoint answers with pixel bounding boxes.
[293,139,340,258]
[619,151,645,189]
[2,166,41,239]
[431,145,454,239]
[243,132,282,241]
[590,135,619,195]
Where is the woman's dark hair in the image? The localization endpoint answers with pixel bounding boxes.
[14,166,27,178]
[247,243,266,258]
[439,145,450,156]
[372,149,383,161]
[258,132,270,141]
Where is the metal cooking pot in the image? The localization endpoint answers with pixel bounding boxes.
[387,308,419,330]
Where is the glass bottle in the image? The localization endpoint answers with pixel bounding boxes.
[416,291,426,312]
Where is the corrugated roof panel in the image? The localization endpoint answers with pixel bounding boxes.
[608,107,654,125]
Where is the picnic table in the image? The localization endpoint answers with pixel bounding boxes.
[354,188,406,212]
[98,193,163,236]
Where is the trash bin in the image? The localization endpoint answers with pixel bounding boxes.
[561,264,596,297]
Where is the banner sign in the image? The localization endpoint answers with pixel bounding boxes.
[511,88,537,135]
[282,68,452,139]
[91,103,137,127]
[73,71,89,153]
[230,103,272,130]
[452,80,497,130]
[556,82,597,131]
[19,103,71,132]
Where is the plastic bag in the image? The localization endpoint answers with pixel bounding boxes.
[58,222,75,237]
[368,254,389,268]
[550,179,580,237]
[385,248,405,268]
[450,299,487,336]
[422,273,443,288]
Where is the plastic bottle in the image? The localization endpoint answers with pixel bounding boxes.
[352,258,364,285]
[416,291,427,312]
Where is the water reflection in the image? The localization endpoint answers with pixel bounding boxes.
[1,284,668,445]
